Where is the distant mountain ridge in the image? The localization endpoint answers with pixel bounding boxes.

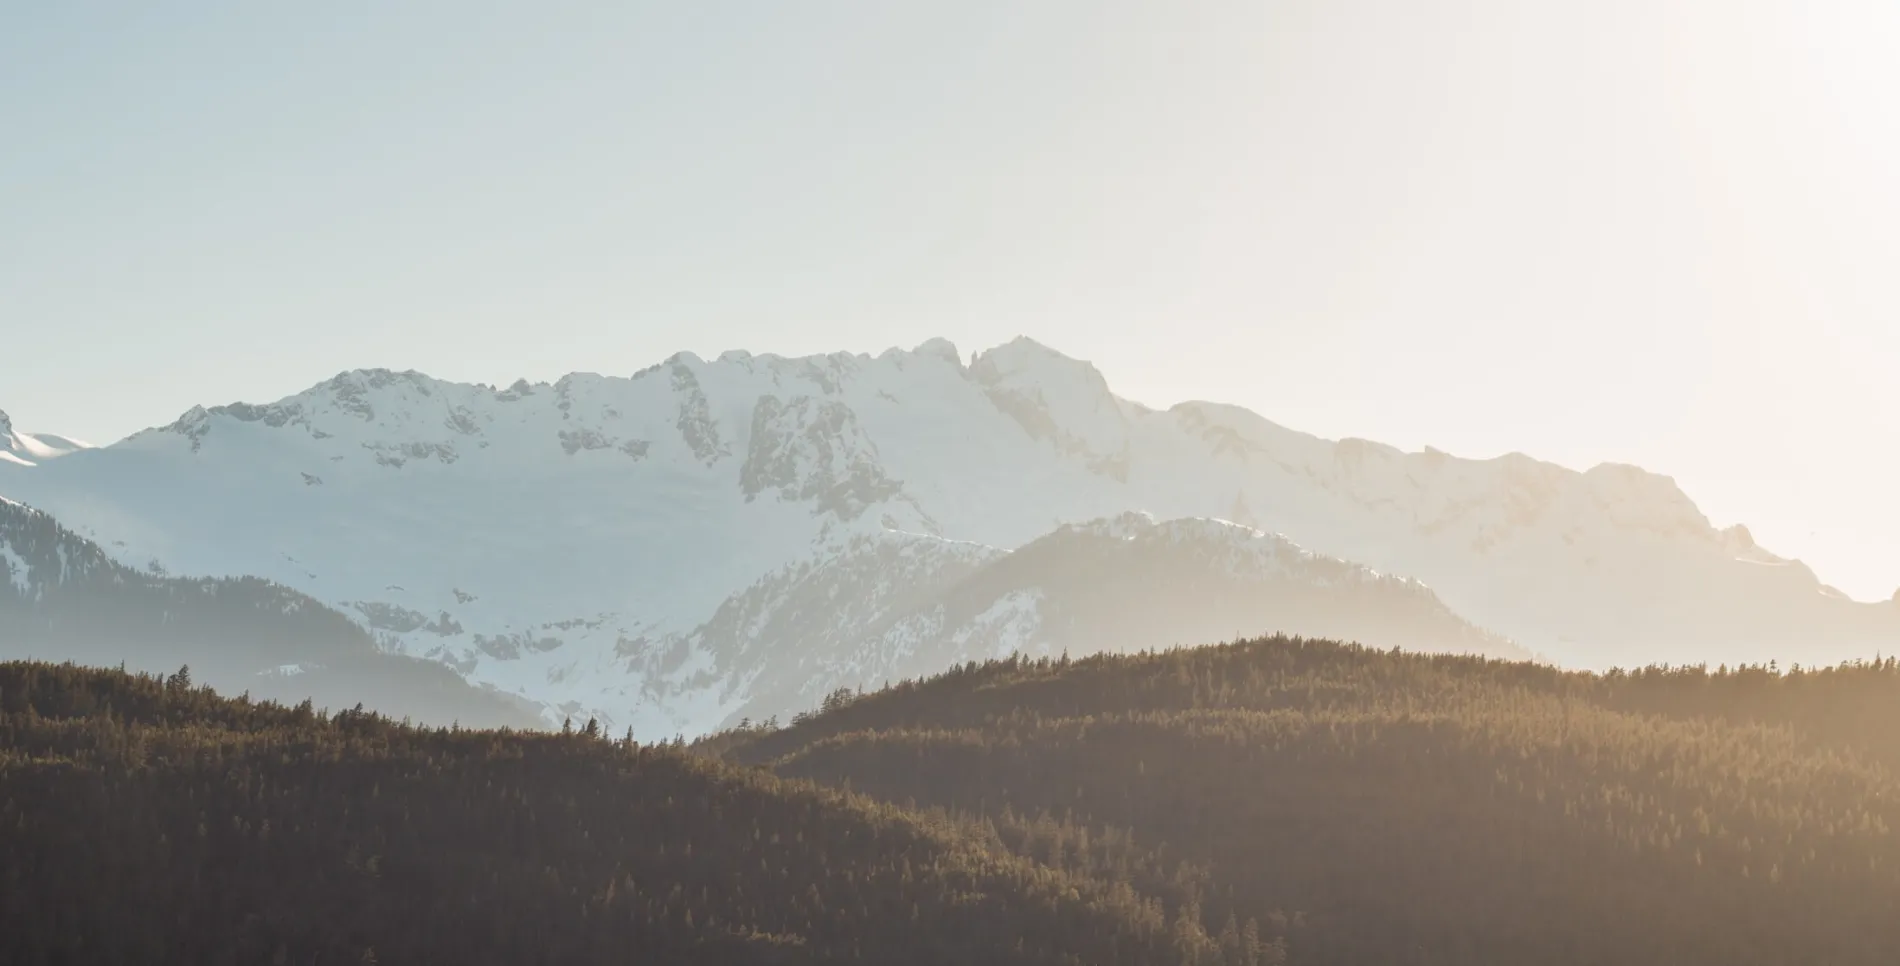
[0,497,541,728]
[715,513,1526,729]
[1,337,1890,735]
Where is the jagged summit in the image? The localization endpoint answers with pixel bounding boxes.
[970,337,1119,411]
[911,336,962,366]
[968,337,1132,477]
[972,335,1101,376]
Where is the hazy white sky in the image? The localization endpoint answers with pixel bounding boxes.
[3,1,1896,600]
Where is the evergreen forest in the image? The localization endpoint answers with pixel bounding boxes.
[10,635,1900,963]
[712,636,1900,965]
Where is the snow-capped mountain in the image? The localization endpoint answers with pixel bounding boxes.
[0,497,541,728]
[0,410,91,466]
[0,337,1891,735]
[716,512,1527,728]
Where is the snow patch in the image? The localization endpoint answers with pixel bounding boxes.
[1,543,29,593]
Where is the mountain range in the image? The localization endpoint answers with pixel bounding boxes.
[1,338,1891,736]
[0,496,541,728]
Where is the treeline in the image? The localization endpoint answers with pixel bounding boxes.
[708,636,1900,966]
[15,635,1900,965]
[0,660,1268,966]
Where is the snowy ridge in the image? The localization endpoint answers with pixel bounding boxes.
[718,512,1523,727]
[0,410,91,467]
[722,512,1526,727]
[971,337,1137,480]
[642,512,1527,728]
[1063,512,1426,586]
[2,336,1894,736]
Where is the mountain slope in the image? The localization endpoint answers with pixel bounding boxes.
[0,660,1258,966]
[713,637,1900,966]
[1,338,1889,735]
[717,513,1527,729]
[0,497,541,728]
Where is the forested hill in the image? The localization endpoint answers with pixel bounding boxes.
[0,660,1267,966]
[14,643,1900,966]
[710,636,1900,966]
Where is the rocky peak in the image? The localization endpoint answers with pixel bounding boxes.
[739,395,906,521]
[970,337,1131,476]
[1582,462,1713,539]
[912,337,962,368]
[970,337,1111,394]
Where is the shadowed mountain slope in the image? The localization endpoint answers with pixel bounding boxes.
[1,498,541,728]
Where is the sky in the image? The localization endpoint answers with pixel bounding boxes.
[3,1,1896,601]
